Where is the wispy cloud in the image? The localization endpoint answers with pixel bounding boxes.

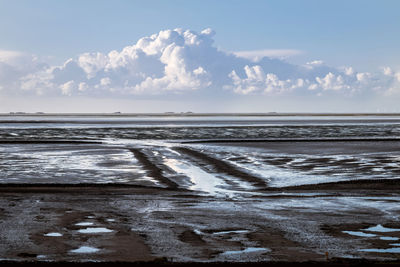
[233,49,303,61]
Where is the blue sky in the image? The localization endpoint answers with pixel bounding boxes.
[1,0,399,69]
[0,0,399,112]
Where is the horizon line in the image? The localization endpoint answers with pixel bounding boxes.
[1,112,400,117]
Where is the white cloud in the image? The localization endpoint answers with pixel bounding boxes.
[60,80,75,96]
[343,67,354,76]
[229,65,305,95]
[78,52,108,79]
[304,60,324,69]
[315,72,347,91]
[0,49,47,94]
[356,72,371,82]
[0,29,398,100]
[383,66,393,76]
[380,66,400,95]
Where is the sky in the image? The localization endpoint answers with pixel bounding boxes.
[0,0,399,113]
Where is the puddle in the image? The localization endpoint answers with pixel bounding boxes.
[390,243,400,246]
[36,255,46,259]
[380,236,399,241]
[106,219,115,222]
[221,247,270,255]
[364,224,400,232]
[70,246,100,254]
[78,227,113,234]
[213,230,249,235]
[342,231,376,237]
[75,222,94,226]
[164,158,228,196]
[44,232,63,237]
[360,248,400,253]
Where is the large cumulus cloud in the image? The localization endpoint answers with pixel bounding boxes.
[1,28,399,98]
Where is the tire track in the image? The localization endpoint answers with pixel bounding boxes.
[129,148,178,189]
[174,147,268,188]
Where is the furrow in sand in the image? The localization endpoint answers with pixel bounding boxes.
[128,148,179,189]
[174,147,268,188]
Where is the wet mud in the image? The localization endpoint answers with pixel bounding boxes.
[1,138,400,263]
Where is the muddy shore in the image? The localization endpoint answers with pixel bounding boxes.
[1,140,400,264]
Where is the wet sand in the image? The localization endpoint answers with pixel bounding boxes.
[1,140,400,264]
[1,185,400,264]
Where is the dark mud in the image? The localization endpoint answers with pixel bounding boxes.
[1,187,400,263]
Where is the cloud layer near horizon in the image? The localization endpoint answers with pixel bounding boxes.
[0,28,400,98]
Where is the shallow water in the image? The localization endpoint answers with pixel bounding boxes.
[2,115,400,140]
[342,231,377,238]
[364,224,400,233]
[221,247,270,255]
[44,232,63,237]
[70,246,100,254]
[164,158,231,196]
[1,115,400,191]
[78,227,113,234]
[75,222,94,226]
[360,248,400,253]
[213,230,249,235]
[0,145,151,184]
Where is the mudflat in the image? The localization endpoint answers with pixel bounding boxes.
[1,141,400,263]
[1,115,400,264]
